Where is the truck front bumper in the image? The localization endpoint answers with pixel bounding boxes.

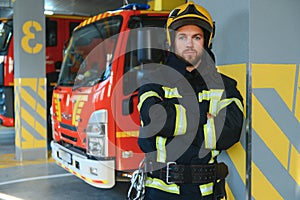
[51,141,115,188]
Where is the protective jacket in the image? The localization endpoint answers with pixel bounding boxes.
[137,52,244,199]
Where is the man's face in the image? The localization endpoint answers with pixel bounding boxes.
[174,25,204,67]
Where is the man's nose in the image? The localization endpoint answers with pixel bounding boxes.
[186,37,193,47]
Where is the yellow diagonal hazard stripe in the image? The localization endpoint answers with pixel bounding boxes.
[289,145,300,185]
[36,103,46,120]
[21,126,46,149]
[14,84,21,149]
[295,68,300,121]
[253,163,283,199]
[38,78,46,101]
[14,78,47,150]
[253,95,289,169]
[227,142,246,184]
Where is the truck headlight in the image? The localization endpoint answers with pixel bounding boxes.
[86,110,108,158]
[87,134,104,157]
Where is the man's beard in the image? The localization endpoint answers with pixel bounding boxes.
[182,53,202,67]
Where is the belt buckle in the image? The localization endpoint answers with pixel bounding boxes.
[166,162,176,184]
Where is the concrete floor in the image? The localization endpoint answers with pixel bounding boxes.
[0,127,130,200]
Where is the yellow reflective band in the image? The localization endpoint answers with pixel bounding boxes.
[208,90,224,116]
[162,86,182,99]
[138,91,161,111]
[174,104,187,136]
[199,182,214,196]
[198,90,224,116]
[217,98,244,114]
[156,136,167,163]
[204,117,216,149]
[209,150,220,163]
[145,177,180,195]
[53,93,62,122]
[72,95,88,126]
[198,89,223,102]
[116,131,139,138]
[57,162,108,185]
[198,90,210,102]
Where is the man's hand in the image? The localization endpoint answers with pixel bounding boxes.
[207,112,214,118]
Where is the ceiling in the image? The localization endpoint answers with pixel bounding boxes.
[0,0,148,19]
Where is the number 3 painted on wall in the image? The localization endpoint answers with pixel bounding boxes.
[21,20,43,54]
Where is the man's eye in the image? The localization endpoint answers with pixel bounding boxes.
[194,36,202,41]
[178,35,185,40]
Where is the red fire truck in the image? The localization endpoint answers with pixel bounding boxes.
[0,15,86,127]
[50,3,181,188]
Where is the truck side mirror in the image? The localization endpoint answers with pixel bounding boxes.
[137,28,152,63]
[122,96,133,115]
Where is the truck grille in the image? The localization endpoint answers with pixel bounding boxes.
[61,133,77,142]
[60,122,77,131]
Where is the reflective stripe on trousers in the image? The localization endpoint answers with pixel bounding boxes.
[145,177,214,197]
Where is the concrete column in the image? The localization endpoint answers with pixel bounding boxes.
[13,0,47,160]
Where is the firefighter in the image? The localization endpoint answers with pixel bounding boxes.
[137,1,244,200]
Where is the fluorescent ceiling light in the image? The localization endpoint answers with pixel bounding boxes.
[44,10,54,15]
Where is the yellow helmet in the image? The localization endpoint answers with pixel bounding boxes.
[166,1,214,49]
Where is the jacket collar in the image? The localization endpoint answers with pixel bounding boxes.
[164,52,188,76]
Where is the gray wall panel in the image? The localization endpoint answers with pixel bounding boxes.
[196,0,249,65]
[250,0,300,63]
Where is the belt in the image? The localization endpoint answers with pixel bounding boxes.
[151,162,228,184]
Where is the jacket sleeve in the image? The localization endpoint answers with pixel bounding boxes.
[216,78,244,150]
[203,75,244,150]
[138,83,188,138]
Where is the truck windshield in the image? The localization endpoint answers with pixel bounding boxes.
[0,20,13,53]
[57,16,122,87]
